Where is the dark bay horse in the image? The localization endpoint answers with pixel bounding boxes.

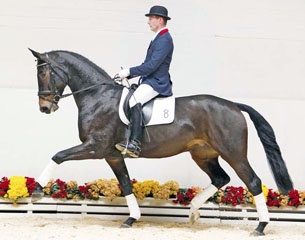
[29,49,293,235]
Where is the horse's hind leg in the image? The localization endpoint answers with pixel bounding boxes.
[209,110,269,235]
[189,154,230,223]
[224,155,269,235]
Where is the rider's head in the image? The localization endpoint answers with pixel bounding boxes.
[145,6,171,32]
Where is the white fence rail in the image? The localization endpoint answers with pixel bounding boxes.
[1,198,304,226]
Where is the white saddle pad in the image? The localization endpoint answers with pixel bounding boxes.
[119,87,175,126]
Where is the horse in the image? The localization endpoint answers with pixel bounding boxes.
[29,48,293,235]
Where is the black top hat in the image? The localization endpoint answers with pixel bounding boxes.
[145,5,171,20]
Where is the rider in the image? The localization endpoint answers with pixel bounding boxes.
[115,5,174,158]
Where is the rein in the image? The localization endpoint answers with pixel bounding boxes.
[60,81,114,99]
[37,54,120,103]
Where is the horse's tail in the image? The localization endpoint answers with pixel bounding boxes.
[235,102,293,194]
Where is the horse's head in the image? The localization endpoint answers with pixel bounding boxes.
[29,48,68,114]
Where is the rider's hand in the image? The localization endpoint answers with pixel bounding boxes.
[118,68,130,79]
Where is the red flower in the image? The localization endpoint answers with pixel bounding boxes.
[222,186,245,206]
[288,189,301,207]
[266,189,281,207]
[25,177,38,195]
[78,185,88,193]
[49,179,68,199]
[51,187,68,198]
[173,188,196,205]
[0,177,10,197]
[55,179,66,187]
[131,178,138,184]
[78,185,91,199]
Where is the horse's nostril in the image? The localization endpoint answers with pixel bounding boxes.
[40,106,49,113]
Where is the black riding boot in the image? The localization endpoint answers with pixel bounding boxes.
[116,103,143,158]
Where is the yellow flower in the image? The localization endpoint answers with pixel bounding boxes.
[43,179,54,195]
[86,178,121,200]
[6,176,29,202]
[252,184,268,205]
[217,189,224,197]
[243,188,254,204]
[299,191,305,204]
[132,180,160,200]
[262,184,269,201]
[191,186,202,195]
[153,181,180,200]
[67,180,78,189]
[280,195,289,207]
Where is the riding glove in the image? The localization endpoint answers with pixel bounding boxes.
[118,68,130,79]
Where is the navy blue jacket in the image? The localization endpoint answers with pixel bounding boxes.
[129,29,174,96]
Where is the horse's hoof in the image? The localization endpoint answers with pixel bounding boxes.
[189,210,200,224]
[31,183,44,202]
[120,223,132,228]
[251,230,265,236]
[120,217,136,228]
[252,221,268,236]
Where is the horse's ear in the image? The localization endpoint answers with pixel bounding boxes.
[28,48,43,60]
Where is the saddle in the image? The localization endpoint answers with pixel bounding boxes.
[118,84,175,126]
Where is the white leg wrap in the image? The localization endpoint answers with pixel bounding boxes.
[189,184,218,223]
[126,194,141,220]
[191,184,218,210]
[37,161,59,187]
[254,192,270,222]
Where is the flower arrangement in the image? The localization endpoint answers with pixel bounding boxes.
[173,186,202,205]
[0,176,36,203]
[41,178,180,201]
[43,178,122,200]
[176,185,305,208]
[132,179,179,200]
[1,176,305,208]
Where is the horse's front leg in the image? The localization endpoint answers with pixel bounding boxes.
[52,140,97,163]
[105,156,141,228]
[32,141,96,202]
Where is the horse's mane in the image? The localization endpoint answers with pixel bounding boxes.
[49,50,112,80]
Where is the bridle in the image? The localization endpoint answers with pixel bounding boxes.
[36,53,70,105]
[36,63,62,105]
[36,53,120,105]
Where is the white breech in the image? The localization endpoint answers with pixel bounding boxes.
[129,83,159,108]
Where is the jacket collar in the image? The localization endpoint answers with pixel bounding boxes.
[152,27,168,41]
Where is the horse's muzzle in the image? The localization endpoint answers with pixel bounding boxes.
[40,106,51,114]
[39,103,59,114]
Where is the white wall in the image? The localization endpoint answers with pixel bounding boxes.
[1,0,304,189]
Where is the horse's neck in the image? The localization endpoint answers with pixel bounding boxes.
[58,52,111,91]
[66,65,122,110]
[74,85,123,116]
[68,66,111,92]
[56,51,118,110]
